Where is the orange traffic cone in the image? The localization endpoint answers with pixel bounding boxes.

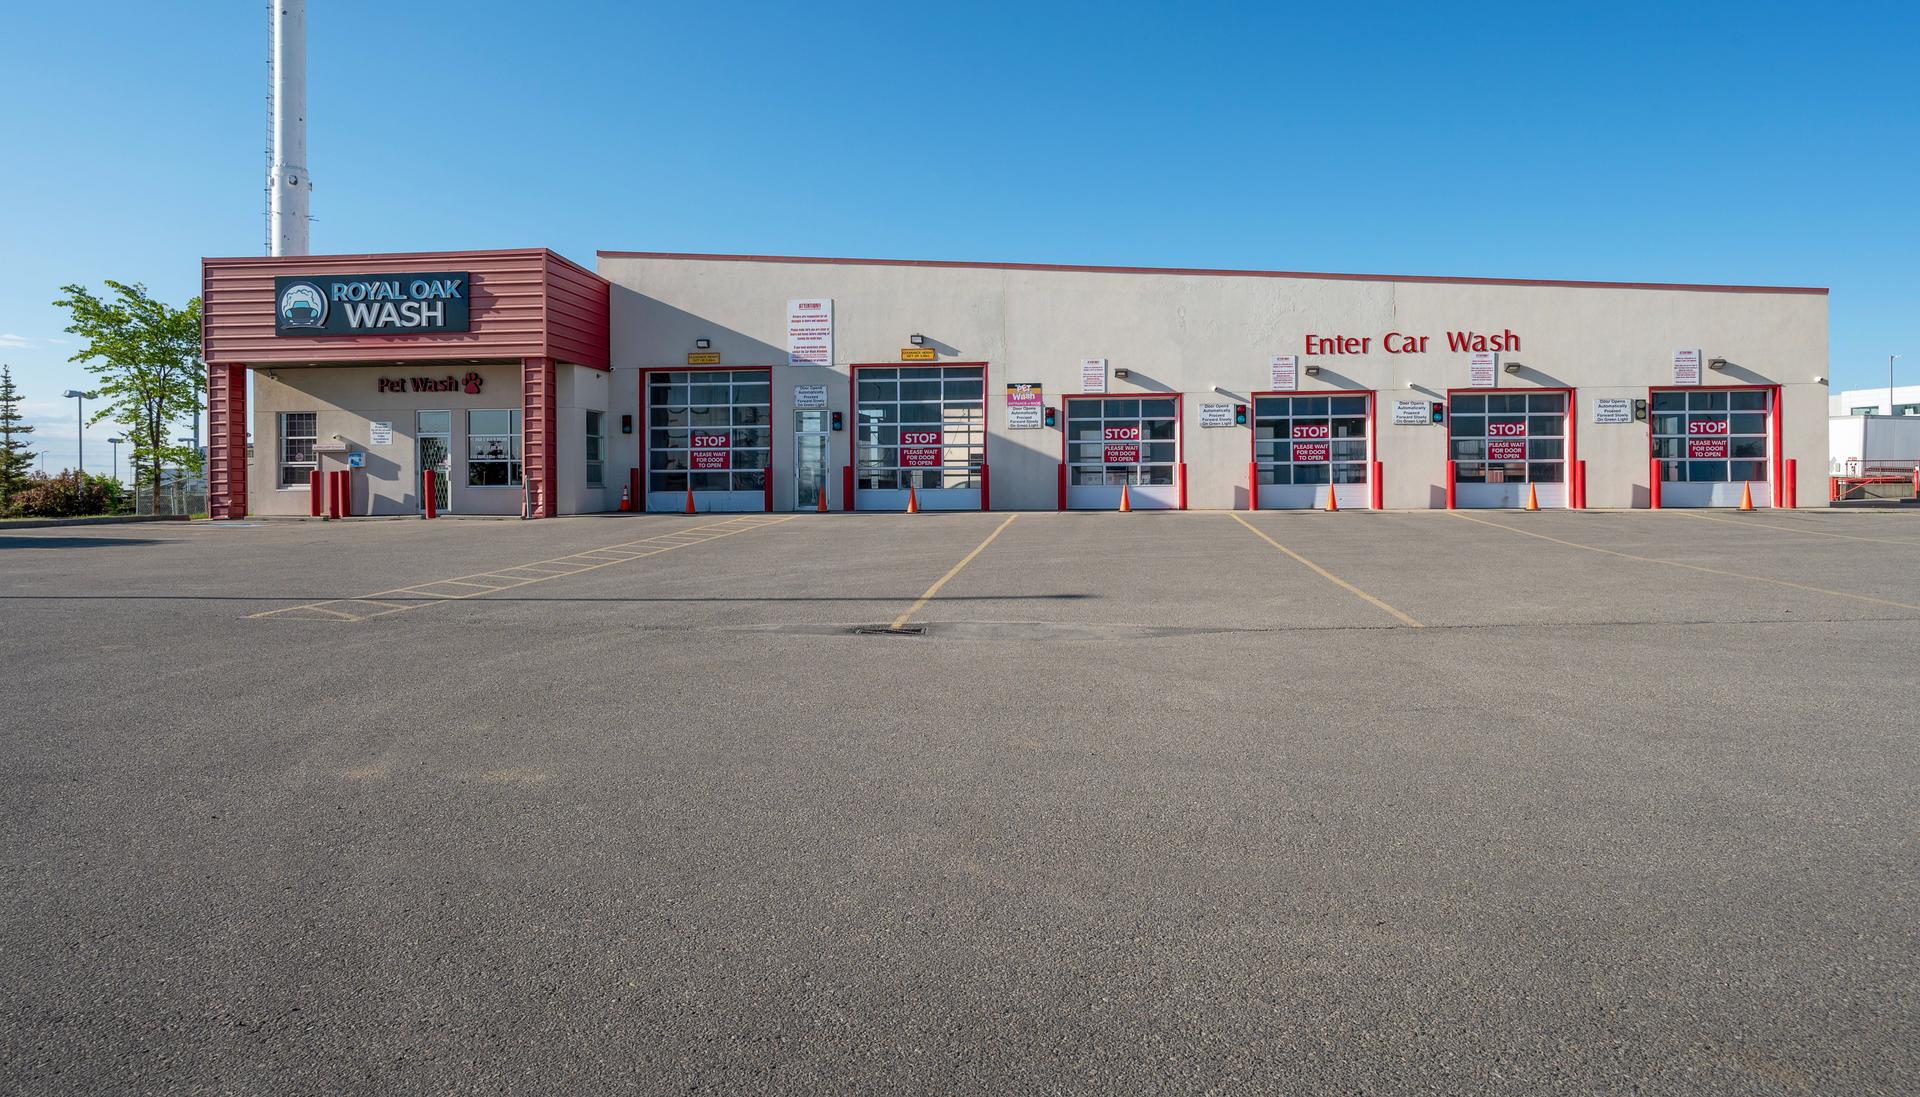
[1525,483,1540,511]
[1324,483,1339,512]
[619,484,631,512]
[683,487,696,514]
[1118,483,1132,512]
[816,484,828,513]
[1738,481,1754,510]
[905,486,919,514]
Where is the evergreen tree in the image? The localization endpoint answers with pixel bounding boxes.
[0,363,37,508]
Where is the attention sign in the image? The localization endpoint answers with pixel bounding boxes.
[689,433,731,469]
[900,430,943,467]
[275,272,471,335]
[1006,383,1044,430]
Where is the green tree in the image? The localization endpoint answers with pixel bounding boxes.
[52,281,203,498]
[0,363,37,508]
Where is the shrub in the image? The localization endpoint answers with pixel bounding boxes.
[6,470,115,518]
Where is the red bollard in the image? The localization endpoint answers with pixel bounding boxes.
[1574,459,1587,509]
[1783,459,1796,509]
[1649,457,1662,510]
[332,470,347,519]
[1248,461,1259,511]
[1445,460,1457,510]
[423,469,437,519]
[1370,460,1384,510]
[309,469,323,517]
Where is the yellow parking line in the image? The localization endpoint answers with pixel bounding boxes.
[890,514,1020,629]
[1230,514,1423,627]
[1451,512,1920,612]
[250,515,796,621]
[1669,509,1920,546]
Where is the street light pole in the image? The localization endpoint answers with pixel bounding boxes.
[61,389,95,475]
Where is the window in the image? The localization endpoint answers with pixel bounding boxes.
[1653,388,1769,483]
[1253,394,1369,486]
[1448,392,1566,485]
[1065,396,1179,486]
[1850,406,1879,416]
[278,412,317,487]
[855,366,985,490]
[467,409,522,486]
[1897,404,1920,416]
[585,410,604,487]
[648,371,770,493]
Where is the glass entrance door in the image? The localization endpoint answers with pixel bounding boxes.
[417,410,452,513]
[794,410,829,510]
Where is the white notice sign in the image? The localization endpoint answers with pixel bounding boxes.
[1270,355,1299,391]
[369,420,393,446]
[1081,358,1107,394]
[1593,398,1632,424]
[787,299,833,367]
[1469,351,1499,388]
[1199,403,1234,428]
[1673,348,1701,386]
[793,384,827,409]
[1392,400,1430,426]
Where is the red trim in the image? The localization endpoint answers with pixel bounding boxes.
[1769,384,1785,507]
[1248,389,1378,509]
[848,362,990,511]
[206,362,248,519]
[522,357,558,518]
[1445,386,1577,509]
[596,250,1827,296]
[636,365,776,512]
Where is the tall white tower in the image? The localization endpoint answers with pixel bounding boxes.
[269,0,310,256]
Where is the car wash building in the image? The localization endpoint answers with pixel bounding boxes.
[200,248,1827,519]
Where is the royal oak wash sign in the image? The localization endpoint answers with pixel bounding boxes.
[274,272,471,335]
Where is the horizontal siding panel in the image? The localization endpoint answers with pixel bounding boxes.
[202,248,609,367]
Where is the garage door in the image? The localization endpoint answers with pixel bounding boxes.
[646,370,771,512]
[1449,391,1570,508]
[1254,394,1371,509]
[1065,397,1181,509]
[854,365,985,511]
[1653,387,1773,507]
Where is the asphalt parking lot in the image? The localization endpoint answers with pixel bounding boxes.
[3,508,1917,1095]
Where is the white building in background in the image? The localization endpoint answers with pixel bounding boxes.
[1830,384,1920,417]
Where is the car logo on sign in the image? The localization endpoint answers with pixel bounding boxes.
[278,280,328,329]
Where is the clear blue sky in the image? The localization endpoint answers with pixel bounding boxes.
[2,1,1913,474]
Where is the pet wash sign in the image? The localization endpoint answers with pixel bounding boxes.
[275,272,472,335]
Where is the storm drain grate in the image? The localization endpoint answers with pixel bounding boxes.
[852,625,927,636]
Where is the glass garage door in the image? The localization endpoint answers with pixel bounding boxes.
[1066,397,1180,509]
[1254,394,1370,509]
[1653,388,1771,507]
[1450,391,1568,508]
[647,370,771,511]
[855,366,985,510]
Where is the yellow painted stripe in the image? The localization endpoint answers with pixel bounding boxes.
[1669,509,1920,546]
[1450,511,1920,612]
[889,514,1020,629]
[1230,514,1424,627]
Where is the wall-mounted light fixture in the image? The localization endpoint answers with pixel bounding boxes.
[1304,364,1322,377]
[1504,361,1522,374]
[694,338,712,350]
[1708,357,1728,371]
[1113,368,1131,380]
[909,333,925,346]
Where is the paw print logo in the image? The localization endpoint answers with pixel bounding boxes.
[462,372,482,395]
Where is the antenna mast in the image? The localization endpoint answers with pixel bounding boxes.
[268,0,311,256]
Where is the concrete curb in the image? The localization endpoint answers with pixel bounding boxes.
[0,514,192,531]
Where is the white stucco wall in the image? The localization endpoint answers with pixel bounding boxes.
[599,256,1829,511]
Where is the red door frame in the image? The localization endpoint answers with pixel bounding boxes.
[1645,383,1784,508]
[847,362,992,511]
[1443,386,1578,507]
[1058,392,1186,509]
[638,365,775,513]
[1247,389,1377,510]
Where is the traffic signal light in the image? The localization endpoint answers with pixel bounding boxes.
[1633,398,1648,421]
[1234,404,1248,426]
[1044,406,1058,428]
[830,411,843,431]
[1430,402,1446,425]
